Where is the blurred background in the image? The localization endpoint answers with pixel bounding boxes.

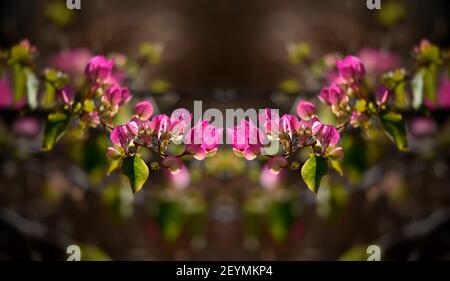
[0,0,449,260]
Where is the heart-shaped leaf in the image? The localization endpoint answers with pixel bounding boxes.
[122,154,149,193]
[301,154,328,193]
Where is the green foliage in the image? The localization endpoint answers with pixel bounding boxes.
[26,69,39,109]
[45,1,75,28]
[382,68,408,108]
[42,111,72,151]
[379,110,408,151]
[8,44,32,65]
[12,65,27,104]
[279,79,300,94]
[342,134,368,181]
[287,42,311,64]
[150,79,171,94]
[140,43,164,65]
[375,1,405,27]
[301,154,328,193]
[411,70,424,109]
[122,154,149,193]
[267,200,295,242]
[42,69,70,108]
[156,199,183,242]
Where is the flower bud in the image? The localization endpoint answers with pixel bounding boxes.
[135,101,154,121]
[296,101,315,121]
[106,146,122,160]
[375,86,390,106]
[57,85,75,105]
[329,147,344,159]
[336,55,365,80]
[85,55,114,81]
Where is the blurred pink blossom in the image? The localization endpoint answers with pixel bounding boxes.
[408,117,437,137]
[228,119,265,160]
[13,117,41,137]
[358,48,399,75]
[336,55,365,80]
[49,48,92,75]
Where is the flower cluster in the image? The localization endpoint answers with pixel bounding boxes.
[107,102,222,176]
[319,55,393,129]
[56,55,130,130]
[229,100,343,164]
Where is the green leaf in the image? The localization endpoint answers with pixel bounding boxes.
[107,159,122,175]
[380,111,408,151]
[8,44,31,65]
[26,69,39,109]
[301,154,328,193]
[411,70,424,109]
[423,66,437,104]
[42,111,71,151]
[122,154,149,193]
[329,159,344,176]
[13,65,27,104]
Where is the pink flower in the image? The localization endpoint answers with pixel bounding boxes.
[336,55,365,80]
[408,117,437,137]
[438,75,450,108]
[126,120,139,137]
[0,76,25,110]
[375,86,390,106]
[57,85,75,105]
[319,83,348,106]
[296,100,315,120]
[13,117,41,137]
[350,111,369,128]
[312,121,340,150]
[358,48,399,75]
[260,164,282,190]
[103,85,131,107]
[279,114,299,139]
[150,114,171,140]
[258,108,280,137]
[228,119,265,160]
[134,101,154,121]
[85,55,114,81]
[167,163,191,190]
[185,120,223,160]
[426,75,450,109]
[81,111,100,128]
[170,108,192,142]
[0,76,13,108]
[50,48,92,75]
[110,125,134,151]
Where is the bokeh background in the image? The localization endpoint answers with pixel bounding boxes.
[0,0,449,260]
